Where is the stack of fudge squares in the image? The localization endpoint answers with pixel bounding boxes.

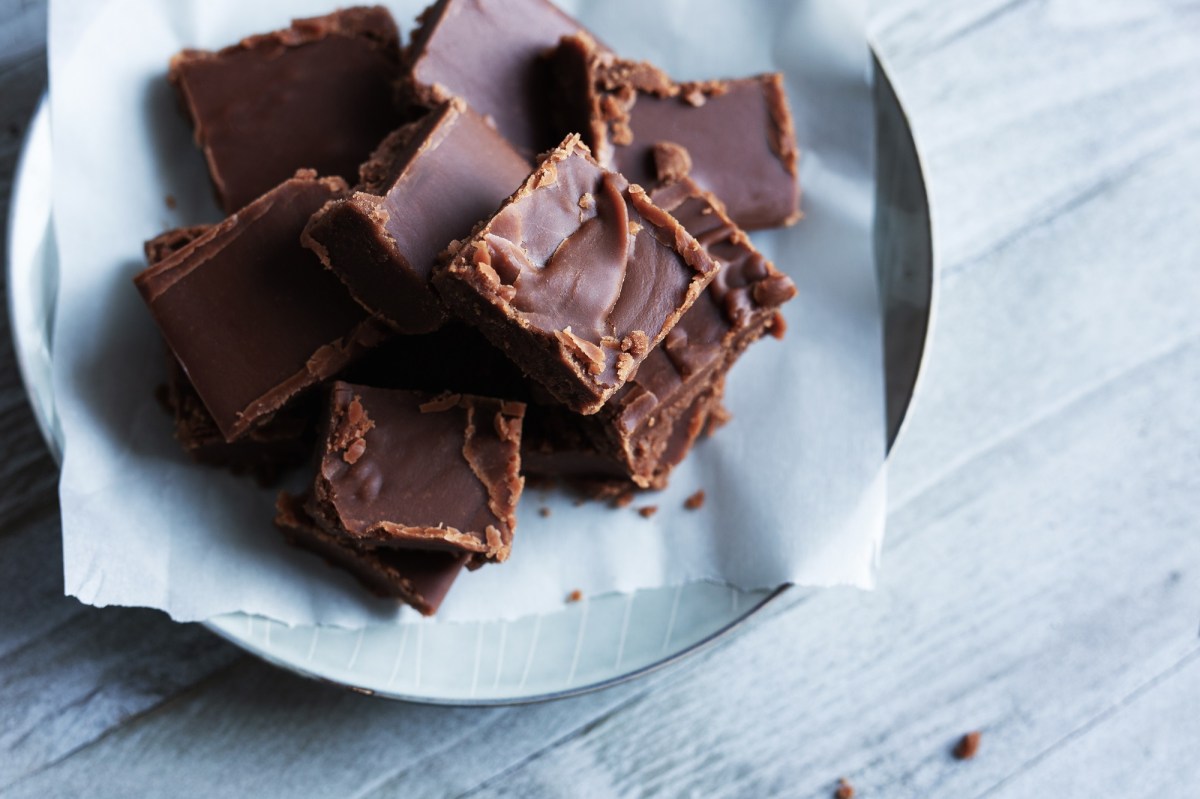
[134,1,800,615]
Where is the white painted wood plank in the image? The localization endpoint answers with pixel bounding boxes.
[888,129,1200,510]
[0,3,56,532]
[0,609,240,790]
[989,653,1200,798]
[905,15,1200,274]
[0,0,46,67]
[0,656,661,799]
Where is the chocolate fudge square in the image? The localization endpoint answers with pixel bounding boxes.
[275,492,468,615]
[403,0,596,158]
[145,225,317,483]
[170,7,405,213]
[160,355,317,486]
[523,178,796,489]
[433,135,719,415]
[302,100,531,334]
[548,33,800,230]
[306,384,525,565]
[134,171,389,442]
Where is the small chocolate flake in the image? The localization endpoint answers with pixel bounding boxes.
[538,506,551,518]
[834,778,855,799]
[769,312,788,340]
[684,489,706,510]
[344,437,367,465]
[419,393,462,413]
[637,505,658,518]
[164,194,177,210]
[566,589,583,603]
[612,490,635,509]
[953,731,982,760]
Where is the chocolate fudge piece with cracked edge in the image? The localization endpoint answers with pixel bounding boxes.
[169,6,405,214]
[547,32,801,230]
[305,383,525,566]
[402,0,599,158]
[523,177,796,489]
[433,135,719,415]
[275,492,468,615]
[134,171,390,443]
[302,99,531,334]
[145,225,318,484]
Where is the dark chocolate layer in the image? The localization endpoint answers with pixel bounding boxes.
[302,100,531,334]
[275,492,467,615]
[307,384,525,564]
[340,322,533,402]
[433,135,718,415]
[135,171,389,442]
[170,7,405,213]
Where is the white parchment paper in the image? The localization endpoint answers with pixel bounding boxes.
[48,0,884,626]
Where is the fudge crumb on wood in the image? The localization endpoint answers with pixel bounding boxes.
[953,731,982,760]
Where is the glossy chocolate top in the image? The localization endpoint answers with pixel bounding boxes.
[552,33,800,230]
[135,171,386,442]
[378,101,529,276]
[308,384,525,564]
[404,0,592,157]
[170,6,404,213]
[436,135,718,414]
[610,178,797,437]
[302,100,531,333]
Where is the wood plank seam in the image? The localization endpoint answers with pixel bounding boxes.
[444,688,658,799]
[972,645,1200,799]
[941,122,1200,279]
[1,655,247,792]
[890,327,1200,516]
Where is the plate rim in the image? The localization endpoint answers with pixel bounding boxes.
[6,48,936,705]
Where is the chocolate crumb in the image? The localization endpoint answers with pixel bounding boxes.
[612,490,635,509]
[637,505,658,518]
[683,489,706,510]
[953,731,982,760]
[834,778,855,799]
[566,589,583,602]
[769,311,787,340]
[539,506,551,518]
[164,194,177,210]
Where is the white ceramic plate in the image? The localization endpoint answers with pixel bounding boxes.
[7,57,932,704]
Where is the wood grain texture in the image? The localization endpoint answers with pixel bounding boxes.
[2,0,1199,796]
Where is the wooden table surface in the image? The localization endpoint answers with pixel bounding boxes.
[3,1,1199,796]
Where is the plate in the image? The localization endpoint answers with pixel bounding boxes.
[7,54,932,704]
